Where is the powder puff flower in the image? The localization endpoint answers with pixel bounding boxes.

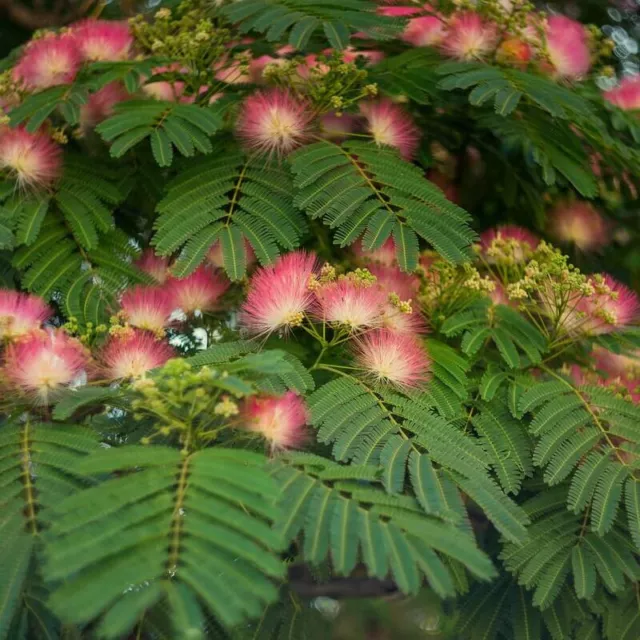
[319,112,359,141]
[440,12,500,61]
[242,391,308,450]
[354,329,430,388]
[380,302,426,334]
[240,251,319,335]
[208,238,256,270]
[80,82,128,129]
[360,99,420,160]
[544,15,591,79]
[403,16,446,47]
[593,345,640,378]
[314,278,387,331]
[547,201,609,252]
[377,6,422,17]
[369,264,419,301]
[168,266,229,315]
[354,237,397,267]
[604,75,640,112]
[120,286,174,334]
[581,275,640,335]
[0,127,62,189]
[134,249,171,284]
[236,89,314,157]
[3,329,88,400]
[70,19,133,62]
[480,225,539,262]
[12,34,80,90]
[496,37,533,67]
[100,330,175,379]
[0,290,51,339]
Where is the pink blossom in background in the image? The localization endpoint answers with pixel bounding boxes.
[0,290,51,339]
[13,34,80,89]
[69,19,133,62]
[101,330,175,379]
[440,12,500,61]
[120,286,174,334]
[544,15,591,79]
[604,75,640,111]
[168,266,229,315]
[360,99,420,160]
[548,201,609,252]
[243,391,308,449]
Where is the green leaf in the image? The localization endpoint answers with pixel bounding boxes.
[220,224,246,281]
[380,436,411,494]
[572,545,596,600]
[150,129,173,167]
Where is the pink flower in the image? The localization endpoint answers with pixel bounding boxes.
[488,281,511,307]
[440,12,500,61]
[100,329,175,379]
[360,99,420,160]
[70,19,133,62]
[604,75,640,112]
[377,6,422,17]
[0,127,62,188]
[581,275,640,334]
[354,237,397,267]
[208,239,256,270]
[168,266,229,315]
[243,391,308,449]
[142,65,188,102]
[80,82,128,128]
[480,225,539,261]
[496,37,533,66]
[314,278,387,331]
[548,201,609,252]
[0,290,51,339]
[403,16,446,47]
[13,34,80,90]
[369,264,419,301]
[3,329,88,400]
[134,249,171,284]
[380,302,426,335]
[120,286,174,333]
[544,15,591,79]
[354,329,430,388]
[236,89,314,157]
[240,251,319,335]
[593,345,640,378]
[319,112,359,141]
[214,57,252,84]
[249,55,286,83]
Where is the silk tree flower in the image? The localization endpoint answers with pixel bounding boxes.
[12,34,80,89]
[604,75,640,112]
[593,345,640,379]
[69,19,133,62]
[208,238,256,270]
[100,329,175,379]
[377,6,422,17]
[242,391,308,449]
[0,290,51,339]
[496,37,533,66]
[134,249,171,284]
[403,16,446,47]
[354,329,430,388]
[240,251,319,335]
[80,82,129,129]
[544,15,591,79]
[353,237,397,267]
[479,225,539,262]
[369,264,419,302]
[120,286,174,334]
[168,266,229,315]
[314,278,387,331]
[319,112,359,141]
[236,89,314,157]
[580,275,640,335]
[0,127,62,189]
[547,201,609,252]
[360,99,420,160]
[440,12,500,61]
[3,329,89,400]
[380,300,427,335]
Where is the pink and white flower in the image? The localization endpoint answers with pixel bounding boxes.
[314,278,387,331]
[236,89,314,157]
[593,345,640,378]
[80,82,128,129]
[360,99,420,160]
[240,251,319,335]
[120,286,174,333]
[604,75,640,112]
[0,290,51,339]
[243,391,308,449]
[548,201,609,252]
[544,15,591,79]
[134,249,171,284]
[3,329,88,399]
[100,329,175,379]
[354,237,397,267]
[168,266,229,315]
[369,264,419,301]
[13,34,80,89]
[480,225,539,261]
[354,329,430,388]
[0,127,62,188]
[403,16,446,47]
[440,12,500,61]
[581,275,640,334]
[70,19,133,62]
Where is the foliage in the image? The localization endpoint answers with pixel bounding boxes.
[0,0,639,639]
